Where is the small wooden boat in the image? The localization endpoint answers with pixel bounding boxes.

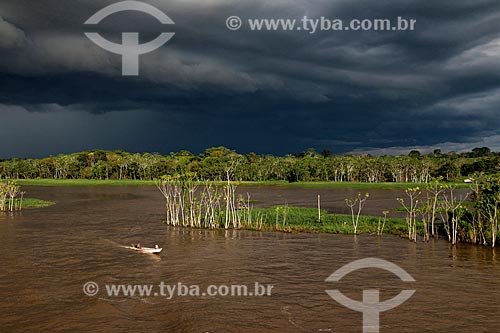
[126,246,163,254]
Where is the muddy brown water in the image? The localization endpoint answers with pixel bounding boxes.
[0,186,498,332]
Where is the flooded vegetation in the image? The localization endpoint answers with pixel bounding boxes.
[155,173,499,247]
[0,180,54,211]
[0,181,24,211]
[155,174,407,235]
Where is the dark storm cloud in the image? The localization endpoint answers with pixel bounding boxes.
[1,0,500,157]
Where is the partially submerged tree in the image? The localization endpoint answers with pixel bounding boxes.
[377,210,389,236]
[423,178,446,239]
[439,186,469,245]
[345,192,369,234]
[397,187,421,242]
[0,181,23,212]
[470,175,500,247]
[155,168,257,230]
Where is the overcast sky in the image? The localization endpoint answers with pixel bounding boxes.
[1,0,500,158]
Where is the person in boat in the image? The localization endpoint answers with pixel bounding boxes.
[133,243,141,249]
[155,244,159,249]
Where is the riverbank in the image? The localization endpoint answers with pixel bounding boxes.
[11,179,468,189]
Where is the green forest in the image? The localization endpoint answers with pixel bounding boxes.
[0,146,499,182]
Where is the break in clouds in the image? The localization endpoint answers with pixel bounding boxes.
[1,0,500,157]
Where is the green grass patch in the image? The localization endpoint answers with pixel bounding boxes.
[3,198,55,210]
[250,206,408,235]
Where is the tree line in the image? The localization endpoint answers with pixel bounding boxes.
[0,146,499,182]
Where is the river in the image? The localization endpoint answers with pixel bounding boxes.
[0,186,498,332]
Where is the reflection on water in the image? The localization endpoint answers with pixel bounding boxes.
[0,186,498,332]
